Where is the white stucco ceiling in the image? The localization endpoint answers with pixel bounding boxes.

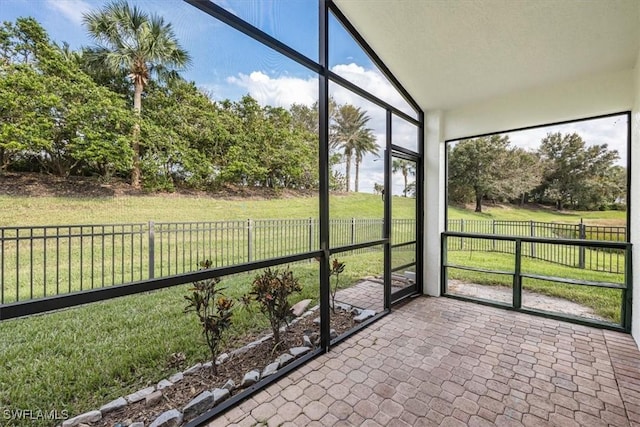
[333,0,640,113]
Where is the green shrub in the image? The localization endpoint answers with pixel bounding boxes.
[184,260,234,374]
[329,258,345,313]
[248,267,302,345]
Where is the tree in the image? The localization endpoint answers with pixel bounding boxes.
[83,0,191,188]
[140,79,233,190]
[290,97,337,136]
[608,166,627,206]
[0,18,53,170]
[0,18,133,177]
[216,95,317,190]
[448,135,511,212]
[537,132,619,210]
[496,148,542,206]
[332,104,374,192]
[392,159,415,197]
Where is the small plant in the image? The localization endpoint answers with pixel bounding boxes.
[329,258,346,313]
[248,267,302,345]
[184,260,234,374]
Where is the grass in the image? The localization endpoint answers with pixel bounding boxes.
[0,251,384,425]
[0,192,410,226]
[446,250,624,322]
[447,203,626,226]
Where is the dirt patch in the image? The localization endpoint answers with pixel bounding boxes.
[92,309,356,426]
[447,279,609,322]
[0,172,316,200]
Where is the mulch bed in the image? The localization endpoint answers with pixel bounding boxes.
[93,309,356,426]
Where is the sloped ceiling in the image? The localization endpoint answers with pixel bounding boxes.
[332,0,640,112]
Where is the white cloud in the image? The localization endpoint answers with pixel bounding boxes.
[226,71,318,108]
[330,63,414,117]
[45,0,92,26]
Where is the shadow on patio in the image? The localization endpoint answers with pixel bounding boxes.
[209,297,640,427]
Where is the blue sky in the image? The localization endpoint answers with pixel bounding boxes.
[0,0,406,107]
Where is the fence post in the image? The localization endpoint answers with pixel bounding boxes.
[492,219,496,251]
[460,218,464,250]
[578,218,586,269]
[351,217,356,245]
[513,239,522,309]
[308,217,314,252]
[148,221,155,279]
[247,219,253,263]
[530,220,535,258]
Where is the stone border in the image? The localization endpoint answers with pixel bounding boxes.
[60,302,375,427]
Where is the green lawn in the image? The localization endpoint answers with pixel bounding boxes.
[447,204,626,225]
[0,194,625,226]
[0,193,408,304]
[0,192,413,225]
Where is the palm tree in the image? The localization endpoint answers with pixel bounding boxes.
[331,104,375,192]
[83,0,191,188]
[393,159,415,197]
[353,131,378,192]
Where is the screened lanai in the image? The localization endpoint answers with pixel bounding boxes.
[1,0,640,426]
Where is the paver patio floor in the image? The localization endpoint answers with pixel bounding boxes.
[209,296,640,426]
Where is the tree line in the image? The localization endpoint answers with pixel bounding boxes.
[0,2,378,192]
[448,133,626,212]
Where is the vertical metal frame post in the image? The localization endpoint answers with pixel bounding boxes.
[384,110,392,310]
[417,111,425,295]
[626,111,632,243]
[319,0,331,351]
[624,245,633,331]
[441,234,448,295]
[513,239,522,309]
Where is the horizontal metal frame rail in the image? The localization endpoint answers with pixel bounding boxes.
[443,231,630,249]
[445,222,627,274]
[444,264,625,289]
[391,241,417,249]
[328,238,387,255]
[390,145,420,160]
[440,232,633,332]
[391,262,416,273]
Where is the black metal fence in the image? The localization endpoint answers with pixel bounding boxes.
[1,218,626,304]
[1,218,391,304]
[447,219,627,274]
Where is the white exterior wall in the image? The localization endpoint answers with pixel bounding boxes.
[423,111,445,296]
[631,51,640,347]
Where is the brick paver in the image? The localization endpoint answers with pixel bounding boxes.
[209,297,640,426]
